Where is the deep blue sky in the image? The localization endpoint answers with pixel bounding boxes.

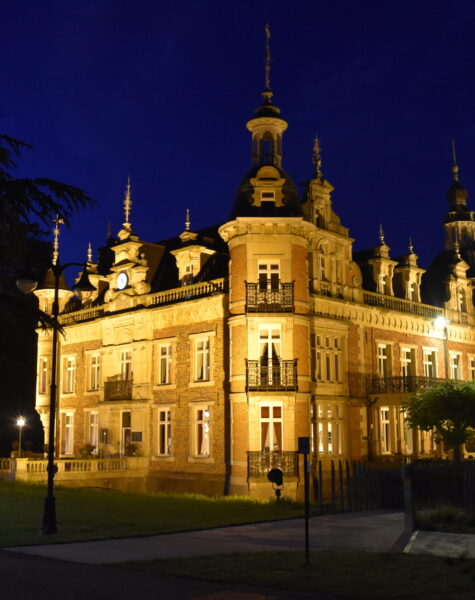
[3,1,475,279]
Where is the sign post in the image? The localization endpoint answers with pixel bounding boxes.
[298,436,310,565]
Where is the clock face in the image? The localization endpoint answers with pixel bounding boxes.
[117,272,129,290]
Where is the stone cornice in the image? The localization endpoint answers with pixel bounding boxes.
[219,217,317,244]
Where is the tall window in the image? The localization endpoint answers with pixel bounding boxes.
[39,357,48,394]
[423,349,437,378]
[121,411,131,455]
[318,247,328,281]
[195,406,210,456]
[158,409,172,456]
[377,344,391,378]
[314,336,343,382]
[469,357,475,381]
[259,326,281,385]
[401,348,415,377]
[380,407,391,454]
[258,262,279,290]
[61,412,74,454]
[120,350,132,380]
[90,354,101,391]
[407,281,416,301]
[158,343,172,384]
[260,404,282,452]
[458,288,467,312]
[64,357,75,393]
[449,353,462,380]
[317,404,343,456]
[88,412,99,452]
[379,274,389,295]
[195,337,210,381]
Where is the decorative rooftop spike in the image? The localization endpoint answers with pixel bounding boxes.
[107,222,112,240]
[379,223,385,245]
[451,139,459,182]
[312,135,323,180]
[408,237,414,254]
[124,175,132,227]
[185,208,191,232]
[264,24,272,95]
[87,242,93,264]
[52,215,64,266]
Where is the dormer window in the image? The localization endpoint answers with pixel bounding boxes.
[261,190,275,201]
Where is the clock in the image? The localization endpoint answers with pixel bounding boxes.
[117,272,129,290]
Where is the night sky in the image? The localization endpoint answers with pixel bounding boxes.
[3,1,475,281]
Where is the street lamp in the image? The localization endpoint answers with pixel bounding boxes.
[18,261,95,534]
[17,417,26,458]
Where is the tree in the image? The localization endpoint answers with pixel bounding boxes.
[0,132,95,455]
[403,380,475,463]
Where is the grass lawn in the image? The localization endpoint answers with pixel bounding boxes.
[0,482,302,547]
[119,551,475,600]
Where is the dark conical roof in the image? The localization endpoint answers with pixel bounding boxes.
[38,267,69,291]
[230,164,302,219]
[447,179,469,212]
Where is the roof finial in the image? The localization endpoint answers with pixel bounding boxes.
[124,175,132,228]
[52,215,64,266]
[408,236,414,254]
[263,24,273,103]
[87,242,93,264]
[451,139,459,182]
[379,223,385,245]
[107,221,112,240]
[185,208,191,232]
[312,135,323,180]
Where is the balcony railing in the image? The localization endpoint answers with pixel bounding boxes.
[248,450,298,478]
[246,359,298,392]
[367,375,446,394]
[246,282,294,313]
[104,379,133,401]
[363,291,443,319]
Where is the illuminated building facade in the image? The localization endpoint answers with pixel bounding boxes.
[33,83,475,497]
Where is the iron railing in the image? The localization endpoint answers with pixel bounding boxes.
[246,359,298,391]
[367,375,446,394]
[104,379,133,401]
[247,450,298,478]
[246,282,294,313]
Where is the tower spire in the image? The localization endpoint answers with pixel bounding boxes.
[379,223,385,245]
[312,135,323,180]
[408,236,414,254]
[185,208,191,232]
[124,175,132,228]
[87,241,93,264]
[451,139,459,182]
[263,24,273,103]
[52,215,64,266]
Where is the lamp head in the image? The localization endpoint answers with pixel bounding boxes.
[434,316,449,329]
[17,417,26,427]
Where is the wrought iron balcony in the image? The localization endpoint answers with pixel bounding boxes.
[248,450,298,478]
[367,375,446,394]
[246,282,294,313]
[104,379,133,401]
[246,359,298,392]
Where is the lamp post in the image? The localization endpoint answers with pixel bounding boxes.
[18,261,95,534]
[17,417,26,458]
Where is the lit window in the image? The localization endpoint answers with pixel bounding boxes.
[258,262,279,290]
[88,412,98,452]
[260,404,282,452]
[195,337,210,381]
[61,411,74,454]
[458,288,467,312]
[423,349,437,378]
[90,354,101,391]
[39,357,49,394]
[120,350,132,380]
[401,348,415,377]
[316,403,343,456]
[158,409,172,456]
[469,357,475,381]
[195,407,210,456]
[377,344,390,378]
[158,343,172,385]
[380,407,391,454]
[449,353,462,380]
[64,357,75,393]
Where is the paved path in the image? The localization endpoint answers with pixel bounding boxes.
[405,530,475,558]
[6,510,404,564]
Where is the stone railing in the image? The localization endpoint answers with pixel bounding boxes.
[363,291,443,319]
[60,307,105,325]
[148,278,226,307]
[247,451,298,478]
[245,282,294,313]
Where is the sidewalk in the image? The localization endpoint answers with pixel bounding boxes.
[7,510,404,564]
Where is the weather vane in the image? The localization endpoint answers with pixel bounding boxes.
[312,136,323,180]
[52,215,64,266]
[124,175,132,228]
[264,24,272,95]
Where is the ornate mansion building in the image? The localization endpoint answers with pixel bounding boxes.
[33,83,475,497]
